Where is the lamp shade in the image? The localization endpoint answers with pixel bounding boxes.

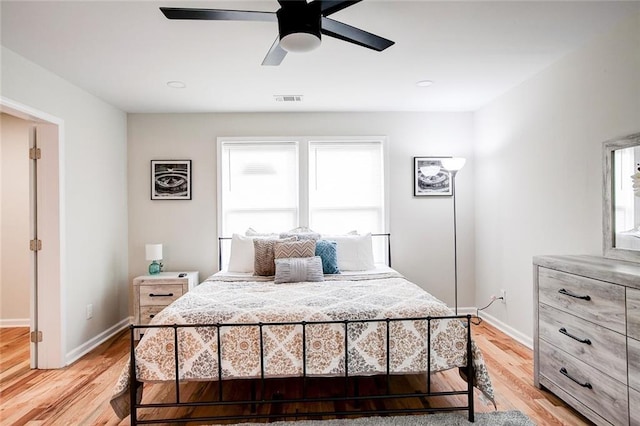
[145,244,163,261]
[441,157,466,172]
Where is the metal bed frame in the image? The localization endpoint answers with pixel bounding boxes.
[128,234,477,424]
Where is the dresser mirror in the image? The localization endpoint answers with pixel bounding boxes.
[603,132,640,262]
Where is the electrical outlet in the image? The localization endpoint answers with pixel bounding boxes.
[500,289,506,303]
[86,304,93,320]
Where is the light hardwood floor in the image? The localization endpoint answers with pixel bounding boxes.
[0,322,591,425]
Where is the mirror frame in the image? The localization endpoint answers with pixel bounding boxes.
[603,132,640,263]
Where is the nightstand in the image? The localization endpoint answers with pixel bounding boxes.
[132,271,199,340]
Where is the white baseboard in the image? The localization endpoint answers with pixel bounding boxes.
[456,307,477,316]
[0,318,30,328]
[66,317,131,365]
[478,311,533,349]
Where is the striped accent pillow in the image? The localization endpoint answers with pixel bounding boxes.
[274,239,316,260]
[274,256,324,284]
[254,237,297,276]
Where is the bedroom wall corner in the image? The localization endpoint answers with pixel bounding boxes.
[473,12,640,340]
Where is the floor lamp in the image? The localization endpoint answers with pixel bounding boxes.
[441,157,466,315]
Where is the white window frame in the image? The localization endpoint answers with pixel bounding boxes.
[216,136,389,237]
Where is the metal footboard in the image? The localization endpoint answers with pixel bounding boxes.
[129,314,475,424]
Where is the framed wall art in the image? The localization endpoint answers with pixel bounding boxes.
[151,160,192,200]
[413,156,452,196]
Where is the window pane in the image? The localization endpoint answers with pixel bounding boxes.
[221,142,298,235]
[309,142,384,234]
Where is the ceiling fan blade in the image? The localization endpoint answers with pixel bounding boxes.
[321,17,394,51]
[160,7,276,22]
[278,0,307,6]
[262,37,288,66]
[320,1,362,16]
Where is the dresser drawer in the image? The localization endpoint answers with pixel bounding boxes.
[539,340,628,425]
[538,303,627,384]
[629,337,640,392]
[139,284,184,306]
[538,268,626,333]
[628,288,640,341]
[631,387,640,426]
[139,306,165,325]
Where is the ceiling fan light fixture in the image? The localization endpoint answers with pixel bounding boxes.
[280,32,321,53]
[277,2,321,53]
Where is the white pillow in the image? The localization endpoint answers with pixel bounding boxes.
[323,233,375,271]
[227,234,255,272]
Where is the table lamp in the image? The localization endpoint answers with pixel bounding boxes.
[145,243,163,275]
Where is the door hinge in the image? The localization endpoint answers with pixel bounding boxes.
[29,239,42,251]
[30,331,43,343]
[29,147,41,160]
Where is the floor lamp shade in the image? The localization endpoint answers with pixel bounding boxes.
[145,244,163,275]
[441,157,466,173]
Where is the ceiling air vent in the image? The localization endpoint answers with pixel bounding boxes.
[274,95,303,102]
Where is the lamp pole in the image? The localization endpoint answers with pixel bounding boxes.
[450,170,459,315]
[441,157,465,315]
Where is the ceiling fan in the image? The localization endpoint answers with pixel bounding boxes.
[160,0,395,66]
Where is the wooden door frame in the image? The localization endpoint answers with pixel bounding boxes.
[1,96,65,368]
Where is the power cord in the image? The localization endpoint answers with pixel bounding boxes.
[471,296,503,325]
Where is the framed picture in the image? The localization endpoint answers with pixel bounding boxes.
[413,157,452,196]
[151,160,192,200]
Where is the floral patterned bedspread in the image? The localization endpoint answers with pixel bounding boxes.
[110,271,495,419]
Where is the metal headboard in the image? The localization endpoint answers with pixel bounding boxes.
[218,233,391,271]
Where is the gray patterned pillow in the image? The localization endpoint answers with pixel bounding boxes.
[274,256,324,284]
[274,239,316,259]
[254,237,297,276]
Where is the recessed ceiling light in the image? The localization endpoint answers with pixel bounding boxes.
[416,80,434,87]
[167,80,186,89]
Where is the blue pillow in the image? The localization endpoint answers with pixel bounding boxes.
[315,240,340,274]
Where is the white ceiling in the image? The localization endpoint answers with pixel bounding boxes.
[2,1,638,113]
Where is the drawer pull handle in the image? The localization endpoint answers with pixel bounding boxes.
[558,288,591,301]
[149,293,174,297]
[559,367,592,389]
[149,314,155,319]
[559,327,591,345]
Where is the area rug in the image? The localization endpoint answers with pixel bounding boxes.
[232,411,534,425]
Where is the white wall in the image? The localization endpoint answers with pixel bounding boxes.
[0,46,129,359]
[474,13,640,342]
[128,112,475,308]
[0,113,30,325]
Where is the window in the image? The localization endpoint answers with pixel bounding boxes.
[308,141,385,234]
[218,137,387,236]
[219,141,299,237]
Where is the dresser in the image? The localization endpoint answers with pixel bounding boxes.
[132,271,199,340]
[533,255,640,426]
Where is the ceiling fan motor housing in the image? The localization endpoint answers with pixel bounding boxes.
[277,1,322,52]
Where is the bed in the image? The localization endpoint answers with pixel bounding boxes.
[110,232,495,424]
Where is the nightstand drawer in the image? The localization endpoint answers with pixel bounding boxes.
[139,284,184,306]
[539,340,628,425]
[139,306,165,325]
[538,303,626,384]
[538,267,625,333]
